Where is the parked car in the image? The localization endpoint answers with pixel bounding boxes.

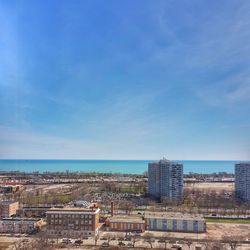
[100,237,107,240]
[62,238,72,244]
[102,242,109,247]
[158,239,165,243]
[118,242,125,246]
[127,242,134,247]
[74,239,83,245]
[171,244,182,250]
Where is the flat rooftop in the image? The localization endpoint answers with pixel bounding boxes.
[0,217,42,222]
[108,216,144,223]
[46,206,100,214]
[144,212,205,221]
[0,201,18,205]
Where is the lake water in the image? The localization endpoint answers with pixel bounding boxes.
[0,160,241,174]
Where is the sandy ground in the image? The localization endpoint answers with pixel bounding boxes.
[0,236,27,250]
[185,182,234,191]
[25,184,74,194]
[206,222,250,240]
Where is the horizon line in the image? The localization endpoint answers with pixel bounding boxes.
[0,158,248,162]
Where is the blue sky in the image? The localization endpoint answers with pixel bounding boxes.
[0,0,250,160]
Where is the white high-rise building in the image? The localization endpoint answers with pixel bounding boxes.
[235,162,250,202]
[148,158,183,201]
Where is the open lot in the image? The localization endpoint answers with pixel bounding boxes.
[185,182,234,191]
[0,236,30,250]
[207,222,250,240]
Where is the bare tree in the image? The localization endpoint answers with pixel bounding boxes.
[143,232,154,248]
[222,235,243,250]
[33,231,53,250]
[204,239,225,250]
[119,200,134,215]
[131,235,139,248]
[11,240,26,250]
[102,232,114,246]
[94,234,99,246]
[158,237,170,250]
[185,240,192,250]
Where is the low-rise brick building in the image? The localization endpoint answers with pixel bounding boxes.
[0,218,43,234]
[0,201,19,218]
[105,216,145,232]
[46,204,100,238]
[16,205,57,218]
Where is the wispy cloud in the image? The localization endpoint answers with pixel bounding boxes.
[0,1,249,160]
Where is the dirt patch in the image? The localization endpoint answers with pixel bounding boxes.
[185,182,234,191]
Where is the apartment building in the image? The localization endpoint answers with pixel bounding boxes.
[46,204,100,238]
[145,212,206,233]
[0,201,19,218]
[235,162,250,202]
[148,158,183,201]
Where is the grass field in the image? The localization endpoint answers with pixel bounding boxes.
[206,218,250,224]
[25,193,73,204]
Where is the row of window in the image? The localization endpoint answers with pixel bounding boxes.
[49,219,92,225]
[48,225,93,230]
[48,214,93,219]
[111,222,144,230]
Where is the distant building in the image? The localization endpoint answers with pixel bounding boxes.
[144,212,206,233]
[0,185,23,194]
[73,200,91,208]
[235,162,250,202]
[0,201,19,218]
[0,218,43,234]
[105,216,145,232]
[148,159,183,201]
[46,204,100,238]
[16,205,55,218]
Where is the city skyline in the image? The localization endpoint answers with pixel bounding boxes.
[0,1,250,160]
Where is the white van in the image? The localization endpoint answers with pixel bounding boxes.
[62,238,72,244]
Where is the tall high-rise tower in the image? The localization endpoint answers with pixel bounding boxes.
[235,162,250,202]
[148,158,183,201]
